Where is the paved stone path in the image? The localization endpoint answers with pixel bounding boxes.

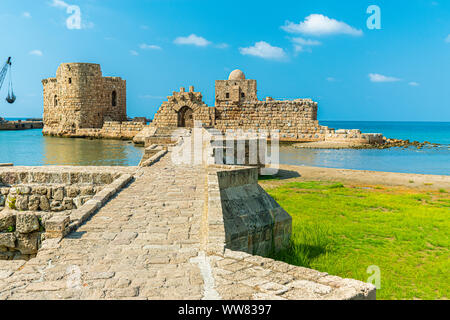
[0,154,375,300]
[0,156,206,299]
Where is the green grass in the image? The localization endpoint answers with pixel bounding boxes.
[264,181,449,300]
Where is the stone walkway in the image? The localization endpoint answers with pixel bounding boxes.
[0,154,375,300]
[0,156,206,299]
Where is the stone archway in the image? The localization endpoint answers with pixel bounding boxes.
[178,106,194,128]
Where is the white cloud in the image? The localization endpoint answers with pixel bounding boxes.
[22,12,31,18]
[369,73,401,83]
[239,41,286,60]
[445,34,450,43]
[291,37,321,52]
[130,50,139,56]
[139,43,162,50]
[50,0,69,8]
[409,82,420,86]
[282,14,363,36]
[174,34,211,47]
[326,77,336,82]
[29,50,43,56]
[215,43,229,49]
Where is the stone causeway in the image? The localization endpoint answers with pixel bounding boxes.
[0,152,376,300]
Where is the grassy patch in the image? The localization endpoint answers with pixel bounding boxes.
[264,180,450,300]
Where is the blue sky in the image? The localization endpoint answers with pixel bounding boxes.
[0,0,449,121]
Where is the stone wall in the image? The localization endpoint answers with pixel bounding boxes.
[0,168,131,260]
[152,87,215,128]
[76,121,146,140]
[215,79,258,105]
[146,70,384,145]
[214,99,332,141]
[325,129,384,144]
[206,165,292,256]
[0,120,43,131]
[42,63,127,137]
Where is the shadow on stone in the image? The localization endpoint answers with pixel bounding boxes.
[259,169,301,181]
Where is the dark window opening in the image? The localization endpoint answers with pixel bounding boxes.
[54,95,58,106]
[112,91,117,107]
[241,92,245,98]
[68,78,72,84]
[225,93,230,99]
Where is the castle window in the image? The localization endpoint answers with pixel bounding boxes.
[241,92,245,98]
[68,78,72,84]
[226,93,230,99]
[112,91,117,107]
[54,95,58,106]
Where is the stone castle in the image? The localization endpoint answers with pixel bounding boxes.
[42,63,383,145]
[42,63,128,136]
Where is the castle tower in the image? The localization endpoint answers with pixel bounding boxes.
[42,63,127,136]
[215,69,257,105]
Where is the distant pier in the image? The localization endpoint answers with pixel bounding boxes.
[0,118,43,130]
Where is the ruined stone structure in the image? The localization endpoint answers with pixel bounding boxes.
[148,70,383,144]
[42,63,127,137]
[41,64,382,145]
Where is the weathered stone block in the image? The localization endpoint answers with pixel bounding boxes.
[32,186,48,195]
[39,195,50,211]
[15,195,29,211]
[16,212,40,234]
[28,195,41,211]
[50,200,64,212]
[52,187,64,201]
[63,197,74,210]
[15,232,40,254]
[80,186,94,196]
[18,186,31,195]
[0,211,15,232]
[0,233,16,248]
[45,216,70,239]
[66,186,79,198]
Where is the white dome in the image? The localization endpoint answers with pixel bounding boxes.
[228,69,246,80]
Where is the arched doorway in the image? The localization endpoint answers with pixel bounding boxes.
[178,106,194,128]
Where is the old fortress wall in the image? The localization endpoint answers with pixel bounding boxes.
[42,64,383,144]
[42,63,127,137]
[150,69,383,144]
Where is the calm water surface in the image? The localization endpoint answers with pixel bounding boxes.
[0,129,144,166]
[0,122,449,175]
[280,121,450,176]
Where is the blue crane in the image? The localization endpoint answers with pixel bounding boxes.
[0,57,16,104]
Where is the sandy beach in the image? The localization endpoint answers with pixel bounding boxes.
[262,164,450,190]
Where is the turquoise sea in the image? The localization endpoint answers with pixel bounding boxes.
[280,121,450,176]
[0,121,449,175]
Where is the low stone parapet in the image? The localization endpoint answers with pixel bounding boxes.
[43,121,145,140]
[0,167,133,260]
[206,165,291,257]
